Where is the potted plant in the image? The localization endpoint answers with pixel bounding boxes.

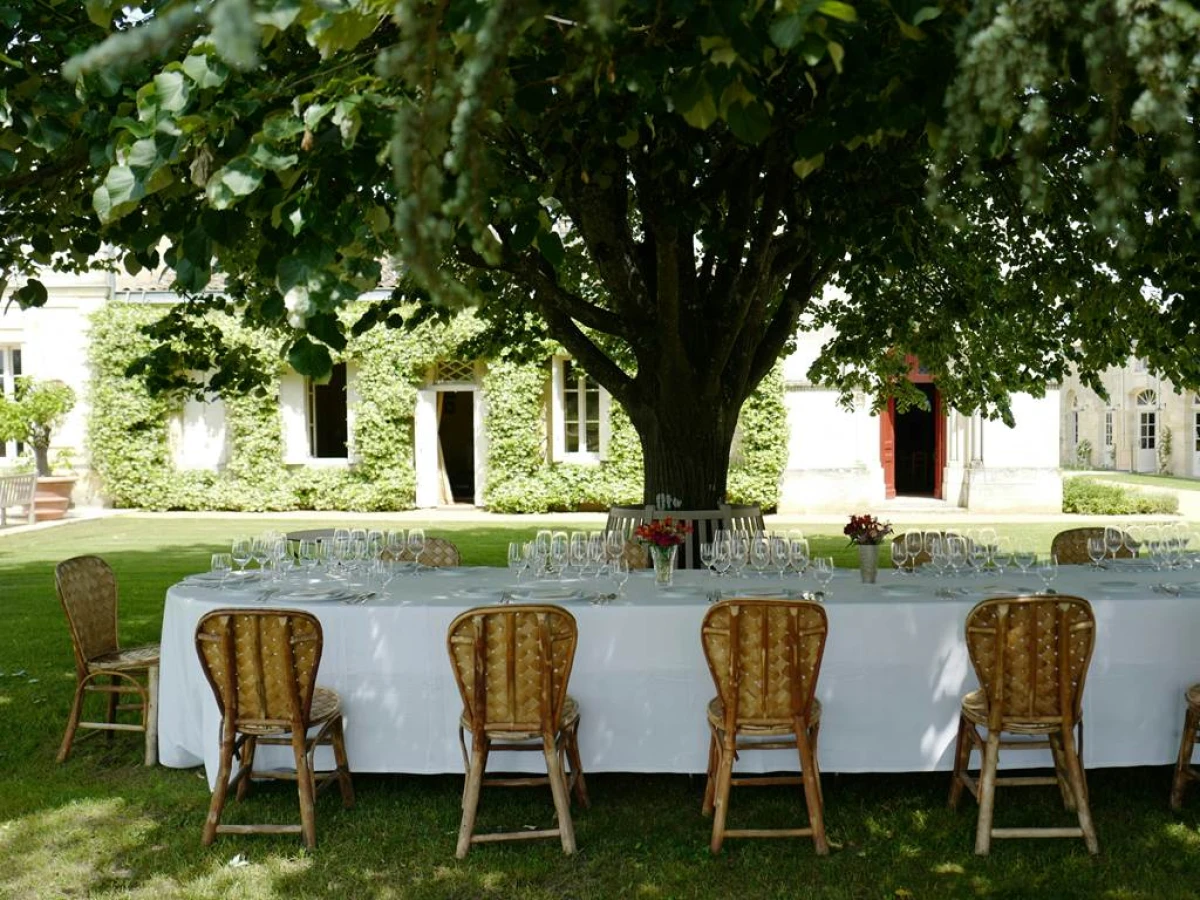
[844,513,893,584]
[0,377,78,520]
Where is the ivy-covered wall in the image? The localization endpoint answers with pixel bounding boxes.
[88,303,790,512]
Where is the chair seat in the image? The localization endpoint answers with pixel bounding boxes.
[961,688,1069,735]
[240,686,342,736]
[1187,683,1200,710]
[706,696,822,734]
[461,695,580,741]
[87,643,160,672]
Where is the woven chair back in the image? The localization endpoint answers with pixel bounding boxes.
[1051,527,1133,565]
[195,609,324,732]
[447,605,578,736]
[702,599,827,727]
[965,595,1096,730]
[380,536,461,567]
[55,556,120,672]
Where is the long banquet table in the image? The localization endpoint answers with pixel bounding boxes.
[158,562,1200,788]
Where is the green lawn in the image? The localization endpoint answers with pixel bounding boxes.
[1087,472,1200,492]
[2,515,1199,899]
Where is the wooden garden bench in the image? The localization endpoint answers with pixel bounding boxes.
[0,473,36,527]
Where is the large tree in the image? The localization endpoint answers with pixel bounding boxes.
[2,1,1197,506]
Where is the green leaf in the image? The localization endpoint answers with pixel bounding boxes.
[254,0,300,30]
[0,149,15,175]
[827,40,845,74]
[309,9,379,58]
[287,336,332,379]
[912,6,941,26]
[85,0,119,29]
[536,231,565,268]
[153,71,190,113]
[14,279,47,309]
[249,142,298,172]
[126,137,160,170]
[792,153,825,179]
[769,14,809,51]
[182,52,228,90]
[206,157,264,209]
[93,165,144,223]
[817,2,858,23]
[306,311,348,352]
[262,111,305,141]
[726,101,772,145]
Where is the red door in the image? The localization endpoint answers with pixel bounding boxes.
[880,398,896,499]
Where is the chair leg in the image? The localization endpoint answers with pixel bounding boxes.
[330,717,355,809]
[709,737,736,854]
[1048,733,1077,811]
[545,736,577,855]
[106,676,119,742]
[702,727,719,816]
[797,723,829,855]
[811,720,825,810]
[203,730,236,846]
[974,732,1001,856]
[456,738,488,859]
[948,714,971,810]
[291,730,317,849]
[143,665,159,767]
[57,680,87,763]
[236,736,258,802]
[1170,704,1198,811]
[563,721,589,809]
[1061,729,1099,854]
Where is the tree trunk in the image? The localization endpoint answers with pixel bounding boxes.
[626,387,741,510]
[33,441,51,477]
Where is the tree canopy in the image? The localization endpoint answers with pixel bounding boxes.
[2,0,1198,505]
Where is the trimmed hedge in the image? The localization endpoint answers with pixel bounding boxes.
[1062,477,1179,515]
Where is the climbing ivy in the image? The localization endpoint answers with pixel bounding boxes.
[88,303,789,512]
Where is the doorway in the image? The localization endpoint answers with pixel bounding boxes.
[437,391,475,503]
[881,383,943,499]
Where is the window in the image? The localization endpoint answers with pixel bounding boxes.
[0,346,22,460]
[1139,412,1157,450]
[1071,411,1079,447]
[306,362,348,458]
[551,358,609,462]
[1194,412,1200,455]
[1104,411,1113,447]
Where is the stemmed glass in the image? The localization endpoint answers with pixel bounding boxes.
[770,535,790,579]
[789,539,810,577]
[408,528,426,569]
[1013,538,1037,575]
[250,536,271,572]
[1036,554,1059,592]
[813,557,835,597]
[1104,526,1124,562]
[569,532,589,577]
[700,542,717,576]
[210,552,232,583]
[588,533,607,576]
[991,536,1013,574]
[928,537,949,578]
[730,533,749,578]
[749,534,771,577]
[231,537,252,573]
[611,558,630,597]
[891,540,909,577]
[713,537,733,577]
[549,532,569,578]
[507,541,528,581]
[1086,536,1107,568]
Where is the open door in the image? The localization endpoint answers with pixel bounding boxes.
[880,398,896,499]
[881,370,945,500]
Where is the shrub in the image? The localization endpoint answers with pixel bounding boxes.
[1062,477,1179,515]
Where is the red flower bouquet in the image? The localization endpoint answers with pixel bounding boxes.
[635,518,693,547]
[843,514,893,546]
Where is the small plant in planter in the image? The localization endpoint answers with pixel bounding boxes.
[0,377,77,477]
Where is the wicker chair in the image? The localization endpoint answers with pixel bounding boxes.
[380,535,462,568]
[55,556,160,766]
[1051,527,1134,565]
[949,595,1099,855]
[700,597,829,854]
[194,608,354,848]
[446,604,588,858]
[1170,683,1200,810]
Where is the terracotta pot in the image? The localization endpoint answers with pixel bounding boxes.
[34,475,76,522]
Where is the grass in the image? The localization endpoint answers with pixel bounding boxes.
[1086,472,1200,492]
[3,514,1200,898]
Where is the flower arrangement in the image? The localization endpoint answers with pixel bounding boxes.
[844,514,893,546]
[635,518,693,547]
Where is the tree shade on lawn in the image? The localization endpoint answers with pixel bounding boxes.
[2,2,1198,507]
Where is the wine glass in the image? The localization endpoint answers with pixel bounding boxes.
[250,536,271,571]
[928,537,948,578]
[946,536,968,577]
[904,532,924,574]
[507,541,527,581]
[611,557,630,597]
[730,533,749,578]
[588,532,607,576]
[991,536,1014,574]
[569,532,589,576]
[1086,536,1106,568]
[700,542,717,575]
[749,534,771,577]
[891,540,909,577]
[549,531,569,578]
[1104,526,1124,561]
[813,557,835,597]
[713,537,733,577]
[789,538,810,577]
[333,527,351,548]
[231,537,252,573]
[210,552,232,583]
[1013,538,1037,575]
[1036,554,1059,592]
[408,528,426,568]
[770,535,790,579]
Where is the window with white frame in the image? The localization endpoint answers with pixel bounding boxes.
[1136,390,1157,451]
[551,358,609,462]
[1194,411,1200,454]
[1104,411,1113,447]
[0,346,22,460]
[306,362,349,458]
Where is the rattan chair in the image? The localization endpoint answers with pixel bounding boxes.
[380,535,462,567]
[194,608,354,848]
[1170,683,1200,810]
[949,594,1099,855]
[446,604,588,858]
[55,556,160,766]
[700,597,829,854]
[1051,527,1134,565]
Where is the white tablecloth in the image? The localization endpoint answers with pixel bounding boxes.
[157,564,1200,787]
